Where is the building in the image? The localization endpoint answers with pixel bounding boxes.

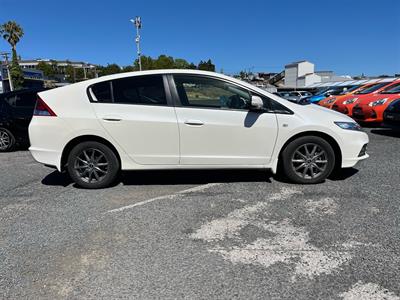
[19,59,97,76]
[0,63,44,93]
[283,60,352,88]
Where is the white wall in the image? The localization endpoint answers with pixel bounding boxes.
[297,61,314,77]
[285,67,298,87]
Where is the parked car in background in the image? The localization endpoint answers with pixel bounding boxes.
[29,70,369,189]
[383,98,400,130]
[0,88,46,152]
[319,85,363,109]
[331,81,396,117]
[352,81,400,124]
[308,87,345,104]
[274,91,300,103]
[274,91,310,104]
[290,90,313,100]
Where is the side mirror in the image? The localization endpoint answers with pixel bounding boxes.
[250,95,264,111]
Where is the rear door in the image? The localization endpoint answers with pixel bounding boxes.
[89,74,180,165]
[169,74,278,165]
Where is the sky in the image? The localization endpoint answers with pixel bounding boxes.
[0,0,399,76]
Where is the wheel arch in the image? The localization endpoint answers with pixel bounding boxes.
[60,135,122,171]
[277,131,342,172]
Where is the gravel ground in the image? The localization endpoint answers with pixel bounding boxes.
[0,128,399,299]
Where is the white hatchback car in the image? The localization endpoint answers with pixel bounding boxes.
[29,70,369,188]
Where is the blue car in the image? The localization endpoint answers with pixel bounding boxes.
[308,88,344,104]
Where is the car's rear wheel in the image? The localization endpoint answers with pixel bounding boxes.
[0,128,15,152]
[281,136,335,184]
[67,141,120,189]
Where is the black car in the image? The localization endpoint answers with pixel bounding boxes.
[0,88,46,152]
[383,98,400,130]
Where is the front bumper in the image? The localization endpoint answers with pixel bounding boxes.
[339,130,369,168]
[352,105,382,123]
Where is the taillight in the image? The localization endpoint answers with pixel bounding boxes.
[34,96,57,116]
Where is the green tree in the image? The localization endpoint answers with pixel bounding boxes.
[188,63,197,69]
[198,59,215,72]
[122,65,135,73]
[36,61,55,78]
[65,65,75,83]
[133,55,154,71]
[98,64,121,76]
[0,21,25,89]
[174,58,190,69]
[154,55,175,69]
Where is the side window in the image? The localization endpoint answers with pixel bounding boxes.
[15,92,37,108]
[91,81,112,103]
[173,75,251,110]
[4,95,17,107]
[112,75,167,105]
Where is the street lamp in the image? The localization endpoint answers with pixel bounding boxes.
[130,16,142,71]
[0,52,14,91]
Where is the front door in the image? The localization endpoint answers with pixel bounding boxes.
[171,75,278,165]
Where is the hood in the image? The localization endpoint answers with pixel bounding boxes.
[300,103,355,123]
[360,93,400,105]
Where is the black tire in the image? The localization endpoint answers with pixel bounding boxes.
[67,141,120,189]
[0,127,16,152]
[281,136,335,184]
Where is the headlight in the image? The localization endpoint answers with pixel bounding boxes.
[334,121,362,131]
[326,97,336,104]
[368,98,388,107]
[342,98,358,105]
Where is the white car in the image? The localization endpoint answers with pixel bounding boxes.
[29,70,369,189]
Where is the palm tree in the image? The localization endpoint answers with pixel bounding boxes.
[0,21,24,89]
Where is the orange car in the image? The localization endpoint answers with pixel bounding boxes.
[319,83,375,109]
[352,81,400,124]
[331,81,397,117]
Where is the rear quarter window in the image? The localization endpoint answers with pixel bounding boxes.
[90,81,112,102]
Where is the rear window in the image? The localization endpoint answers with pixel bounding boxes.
[89,75,167,106]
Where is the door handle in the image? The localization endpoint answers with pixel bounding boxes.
[102,117,122,122]
[184,120,204,126]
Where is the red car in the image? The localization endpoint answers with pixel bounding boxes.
[352,81,400,124]
[332,80,399,117]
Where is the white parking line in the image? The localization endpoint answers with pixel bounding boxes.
[106,183,221,213]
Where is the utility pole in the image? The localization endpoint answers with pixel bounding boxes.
[130,16,142,71]
[0,52,14,91]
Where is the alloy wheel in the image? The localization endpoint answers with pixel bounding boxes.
[73,148,109,183]
[0,130,11,150]
[291,143,328,179]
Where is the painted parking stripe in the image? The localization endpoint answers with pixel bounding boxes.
[106,183,220,213]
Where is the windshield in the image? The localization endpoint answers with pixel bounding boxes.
[339,85,359,95]
[380,82,400,94]
[355,82,389,94]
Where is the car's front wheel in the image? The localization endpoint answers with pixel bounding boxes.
[281,136,335,184]
[0,128,16,152]
[67,141,120,189]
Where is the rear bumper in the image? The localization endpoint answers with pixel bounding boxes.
[29,147,62,171]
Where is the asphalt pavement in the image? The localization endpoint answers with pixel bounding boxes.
[1,128,399,299]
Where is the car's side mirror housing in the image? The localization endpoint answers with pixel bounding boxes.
[250,95,264,111]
